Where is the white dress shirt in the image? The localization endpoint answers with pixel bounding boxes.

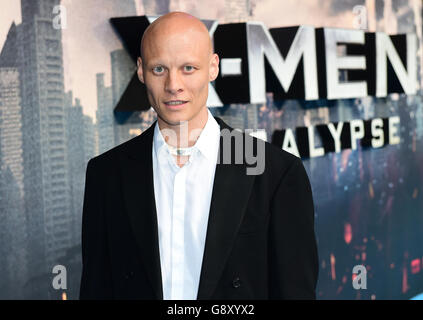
[152,108,221,300]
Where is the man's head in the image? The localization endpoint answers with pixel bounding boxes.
[137,12,219,129]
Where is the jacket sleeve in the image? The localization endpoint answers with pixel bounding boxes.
[79,158,113,299]
[268,157,319,299]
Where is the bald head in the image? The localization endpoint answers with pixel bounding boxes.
[136,12,219,131]
[140,12,213,60]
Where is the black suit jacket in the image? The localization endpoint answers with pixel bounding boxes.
[79,116,318,300]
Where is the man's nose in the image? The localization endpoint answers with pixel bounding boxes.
[165,70,183,94]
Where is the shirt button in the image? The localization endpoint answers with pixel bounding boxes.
[232,277,241,288]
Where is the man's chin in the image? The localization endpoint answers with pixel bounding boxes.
[158,114,191,127]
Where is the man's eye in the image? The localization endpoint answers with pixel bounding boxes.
[184,66,195,72]
[153,66,164,74]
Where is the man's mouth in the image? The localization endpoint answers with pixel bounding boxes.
[164,100,188,109]
[164,100,188,106]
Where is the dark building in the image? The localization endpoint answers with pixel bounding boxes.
[0,0,71,299]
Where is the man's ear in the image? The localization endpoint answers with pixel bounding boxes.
[209,53,219,82]
[137,57,145,84]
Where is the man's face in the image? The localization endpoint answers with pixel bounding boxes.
[137,25,219,127]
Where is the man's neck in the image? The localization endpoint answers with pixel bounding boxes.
[157,107,208,148]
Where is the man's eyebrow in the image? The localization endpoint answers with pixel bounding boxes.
[145,60,202,68]
[180,62,201,68]
[145,60,166,68]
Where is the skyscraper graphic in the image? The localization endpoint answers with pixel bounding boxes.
[0,67,28,299]
[63,91,97,300]
[96,73,114,154]
[65,92,86,246]
[0,157,28,299]
[0,0,72,298]
[0,68,24,197]
[83,114,97,165]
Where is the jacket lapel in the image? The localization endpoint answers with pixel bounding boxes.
[196,117,256,299]
[119,116,256,300]
[119,122,163,299]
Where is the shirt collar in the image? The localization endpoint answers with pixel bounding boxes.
[153,108,221,162]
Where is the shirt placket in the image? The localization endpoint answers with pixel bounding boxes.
[170,164,187,299]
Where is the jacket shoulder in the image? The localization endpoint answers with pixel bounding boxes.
[265,139,299,166]
[87,122,155,169]
[263,138,301,176]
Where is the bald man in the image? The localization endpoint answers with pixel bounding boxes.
[80,12,318,300]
